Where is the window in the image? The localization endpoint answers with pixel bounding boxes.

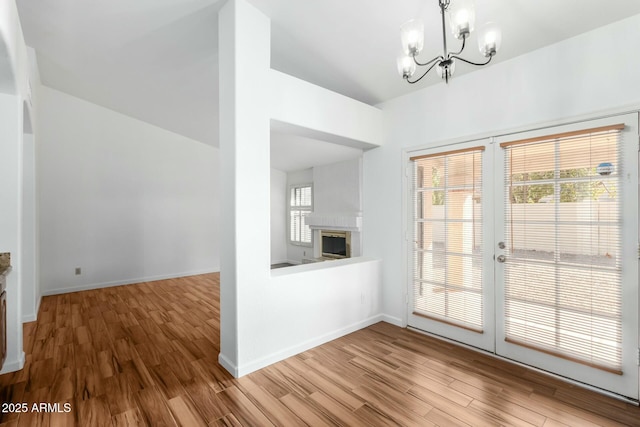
[411,147,484,332]
[289,184,312,245]
[501,124,624,373]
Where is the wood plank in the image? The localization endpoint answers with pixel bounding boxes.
[217,386,273,427]
[278,392,334,427]
[181,379,229,423]
[308,391,369,426]
[111,408,145,427]
[76,396,113,427]
[135,386,178,427]
[167,395,208,427]
[1,273,639,427]
[234,380,306,426]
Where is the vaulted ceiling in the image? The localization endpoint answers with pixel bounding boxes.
[15,0,640,169]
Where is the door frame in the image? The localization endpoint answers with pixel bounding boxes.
[402,111,639,400]
[493,113,639,399]
[405,137,496,352]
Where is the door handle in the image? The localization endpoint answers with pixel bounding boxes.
[497,255,506,263]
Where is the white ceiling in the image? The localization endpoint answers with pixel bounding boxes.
[15,0,640,170]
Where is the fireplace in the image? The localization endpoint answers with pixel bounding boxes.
[320,230,351,259]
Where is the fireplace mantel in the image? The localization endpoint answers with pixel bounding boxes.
[306,213,361,231]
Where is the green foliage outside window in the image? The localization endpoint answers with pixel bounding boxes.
[510,167,615,204]
[432,167,444,205]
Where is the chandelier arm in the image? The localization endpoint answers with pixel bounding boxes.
[413,55,444,67]
[449,54,493,67]
[406,61,441,84]
[447,36,466,58]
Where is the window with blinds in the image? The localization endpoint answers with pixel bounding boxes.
[411,147,484,332]
[501,124,623,373]
[290,184,312,245]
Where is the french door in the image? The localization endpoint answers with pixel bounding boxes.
[408,114,639,399]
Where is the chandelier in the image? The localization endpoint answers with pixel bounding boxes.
[397,0,502,84]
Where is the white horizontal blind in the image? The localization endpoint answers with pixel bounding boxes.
[502,126,623,373]
[290,185,312,244]
[412,148,484,332]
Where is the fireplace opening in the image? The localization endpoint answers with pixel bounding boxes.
[320,230,351,259]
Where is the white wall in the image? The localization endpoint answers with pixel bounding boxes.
[312,157,363,257]
[21,123,37,322]
[37,86,220,295]
[270,69,383,149]
[286,168,313,263]
[285,160,364,263]
[313,157,362,215]
[270,168,287,264]
[364,14,640,326]
[219,0,383,378]
[0,92,24,374]
[258,257,382,374]
[0,0,35,374]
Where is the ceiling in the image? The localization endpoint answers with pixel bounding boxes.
[15,0,640,171]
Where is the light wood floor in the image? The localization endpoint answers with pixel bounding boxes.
[1,273,639,426]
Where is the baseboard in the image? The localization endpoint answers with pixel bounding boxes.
[218,352,239,378]
[42,268,220,296]
[234,314,384,377]
[22,313,36,323]
[21,295,43,323]
[380,314,404,327]
[0,351,25,375]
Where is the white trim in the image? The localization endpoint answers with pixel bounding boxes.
[22,313,36,323]
[0,351,25,375]
[307,214,362,231]
[381,314,404,327]
[21,295,41,323]
[218,352,238,378]
[41,269,219,296]
[232,314,384,377]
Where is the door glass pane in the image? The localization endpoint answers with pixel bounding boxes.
[412,149,484,332]
[503,129,623,372]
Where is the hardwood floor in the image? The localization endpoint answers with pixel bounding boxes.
[1,273,639,426]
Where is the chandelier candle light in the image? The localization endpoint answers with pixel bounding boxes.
[398,0,501,84]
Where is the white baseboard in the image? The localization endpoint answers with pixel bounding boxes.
[380,314,404,327]
[42,269,220,296]
[232,314,384,378]
[218,352,238,378]
[22,313,36,323]
[0,351,25,375]
[22,295,42,323]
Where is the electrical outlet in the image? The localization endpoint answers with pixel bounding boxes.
[75,267,81,275]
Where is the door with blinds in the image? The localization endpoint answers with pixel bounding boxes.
[409,114,639,399]
[408,139,496,352]
[494,115,638,398]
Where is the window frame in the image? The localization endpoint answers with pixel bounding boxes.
[288,183,313,247]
